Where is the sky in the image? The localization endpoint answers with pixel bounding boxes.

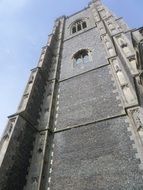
[0,0,143,137]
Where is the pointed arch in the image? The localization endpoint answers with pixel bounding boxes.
[71,18,88,34]
[73,49,92,65]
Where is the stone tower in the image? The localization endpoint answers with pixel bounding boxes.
[0,0,143,189]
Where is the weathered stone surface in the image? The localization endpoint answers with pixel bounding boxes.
[56,65,124,131]
[60,27,108,81]
[64,8,95,40]
[0,116,36,190]
[50,116,143,190]
[1,1,143,190]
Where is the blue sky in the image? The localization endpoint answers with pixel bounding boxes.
[0,0,143,137]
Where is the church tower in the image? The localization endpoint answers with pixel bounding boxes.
[1,0,143,189]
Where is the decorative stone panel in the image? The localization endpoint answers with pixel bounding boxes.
[101,34,116,58]
[96,21,106,36]
[113,33,139,75]
[104,16,122,35]
[109,57,138,107]
[128,107,143,145]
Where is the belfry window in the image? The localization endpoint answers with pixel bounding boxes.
[72,26,76,34]
[82,21,87,29]
[73,49,91,65]
[77,24,82,31]
[71,20,87,34]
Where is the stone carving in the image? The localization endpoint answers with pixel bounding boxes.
[97,5,103,11]
[122,84,135,103]
[31,176,39,183]
[105,40,111,48]
[97,22,106,35]
[115,35,138,75]
[114,63,127,86]
[37,132,45,154]
[100,26,104,33]
[107,21,116,33]
[112,58,135,104]
[117,24,122,32]
[29,76,34,84]
[108,48,115,57]
[103,35,116,57]
[128,56,138,73]
[2,120,14,140]
[94,13,100,22]
[130,108,143,131]
[31,176,39,190]
[117,36,132,56]
[99,9,106,18]
[106,16,123,34]
[104,11,111,19]
[0,118,16,166]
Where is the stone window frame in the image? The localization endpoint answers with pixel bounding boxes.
[71,19,87,34]
[73,49,92,65]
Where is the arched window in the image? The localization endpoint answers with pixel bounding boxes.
[77,24,82,31]
[71,20,87,34]
[73,49,91,65]
[82,21,87,29]
[72,26,76,34]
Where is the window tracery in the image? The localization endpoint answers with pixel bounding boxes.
[73,49,91,65]
[71,20,87,34]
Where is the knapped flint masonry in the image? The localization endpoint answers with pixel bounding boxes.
[0,0,143,189]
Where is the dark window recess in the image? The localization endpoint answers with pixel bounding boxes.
[77,24,82,31]
[72,26,76,34]
[82,21,87,29]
